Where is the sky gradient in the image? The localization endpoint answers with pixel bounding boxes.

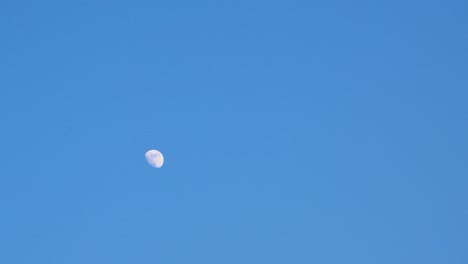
[1,0,467,263]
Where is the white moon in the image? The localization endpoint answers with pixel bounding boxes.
[145,149,164,168]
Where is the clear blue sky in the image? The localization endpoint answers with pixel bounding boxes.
[1,0,467,263]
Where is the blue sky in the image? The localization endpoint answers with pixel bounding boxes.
[1,0,467,263]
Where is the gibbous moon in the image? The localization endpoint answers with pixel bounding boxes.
[145,149,164,168]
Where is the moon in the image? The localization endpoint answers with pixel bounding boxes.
[145,149,164,168]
